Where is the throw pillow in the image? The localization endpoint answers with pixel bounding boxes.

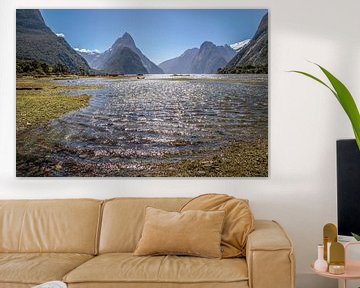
[181,193,254,258]
[134,207,225,258]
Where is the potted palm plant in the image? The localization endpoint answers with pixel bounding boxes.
[291,63,360,240]
[291,63,360,150]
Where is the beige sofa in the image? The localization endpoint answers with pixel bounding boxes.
[0,198,295,288]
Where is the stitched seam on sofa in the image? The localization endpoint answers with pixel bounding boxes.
[248,250,253,288]
[94,201,105,255]
[0,252,93,255]
[271,220,293,248]
[271,220,295,288]
[156,254,167,280]
[50,256,94,284]
[18,201,29,252]
[0,254,94,284]
[64,279,249,284]
[61,256,96,282]
[249,248,291,251]
[0,280,38,285]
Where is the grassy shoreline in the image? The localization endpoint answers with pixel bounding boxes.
[16,77,102,132]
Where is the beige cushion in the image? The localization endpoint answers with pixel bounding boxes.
[0,253,93,285]
[99,198,190,253]
[0,199,102,255]
[134,207,225,258]
[0,284,33,288]
[68,284,249,288]
[181,194,254,258]
[64,253,248,285]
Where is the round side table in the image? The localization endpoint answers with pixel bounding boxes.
[311,242,360,288]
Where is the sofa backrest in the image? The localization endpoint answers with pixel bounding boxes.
[99,197,190,253]
[0,199,102,254]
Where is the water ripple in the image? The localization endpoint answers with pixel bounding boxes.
[50,74,268,168]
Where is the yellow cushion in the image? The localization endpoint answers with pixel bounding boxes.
[181,194,254,258]
[63,253,248,284]
[134,207,225,258]
[0,253,93,285]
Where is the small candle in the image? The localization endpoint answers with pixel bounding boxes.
[329,264,345,275]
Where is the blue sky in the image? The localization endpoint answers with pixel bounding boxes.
[41,9,267,64]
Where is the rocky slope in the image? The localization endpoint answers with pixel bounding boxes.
[219,13,268,74]
[230,39,250,52]
[16,9,90,74]
[75,49,101,69]
[158,48,199,74]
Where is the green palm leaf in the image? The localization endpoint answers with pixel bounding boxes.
[289,63,360,150]
[352,232,360,241]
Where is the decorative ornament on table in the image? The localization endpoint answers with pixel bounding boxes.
[328,242,345,275]
[323,223,337,262]
[314,244,328,272]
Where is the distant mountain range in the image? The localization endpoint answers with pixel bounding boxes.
[74,49,101,69]
[16,10,90,74]
[159,42,236,74]
[78,33,163,74]
[16,9,267,75]
[219,13,268,74]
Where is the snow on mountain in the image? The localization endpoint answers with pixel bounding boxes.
[74,48,100,55]
[230,39,250,52]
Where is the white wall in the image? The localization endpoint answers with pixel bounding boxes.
[1,0,359,287]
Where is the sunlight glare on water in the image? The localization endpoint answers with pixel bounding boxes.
[49,74,267,170]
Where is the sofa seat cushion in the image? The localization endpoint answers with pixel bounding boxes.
[0,253,93,285]
[64,253,248,285]
[67,283,249,288]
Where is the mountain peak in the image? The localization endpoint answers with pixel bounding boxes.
[200,41,216,50]
[113,32,136,48]
[95,31,163,74]
[122,32,132,38]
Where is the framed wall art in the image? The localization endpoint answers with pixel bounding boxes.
[16,9,268,177]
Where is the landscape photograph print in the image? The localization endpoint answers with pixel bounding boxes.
[16,9,269,177]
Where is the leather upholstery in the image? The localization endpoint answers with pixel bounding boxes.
[246,220,295,288]
[99,198,189,253]
[0,198,295,288]
[63,253,248,284]
[0,253,93,285]
[0,199,102,254]
[68,282,249,288]
[0,284,32,288]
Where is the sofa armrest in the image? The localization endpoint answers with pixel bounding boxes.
[246,220,295,288]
